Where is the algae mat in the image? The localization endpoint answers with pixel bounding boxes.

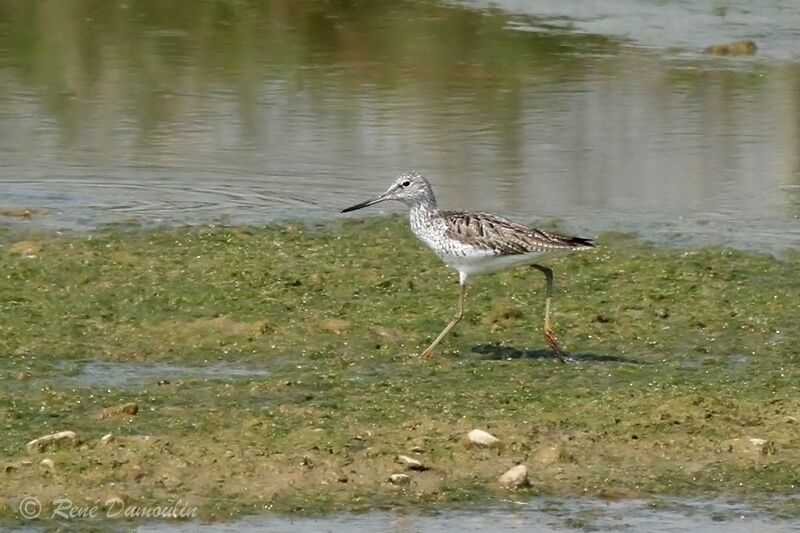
[0,218,798,524]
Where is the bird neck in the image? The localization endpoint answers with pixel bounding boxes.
[409,196,439,222]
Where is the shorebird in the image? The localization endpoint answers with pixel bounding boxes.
[341,171,595,360]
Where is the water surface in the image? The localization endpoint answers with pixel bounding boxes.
[0,0,798,254]
[140,496,799,532]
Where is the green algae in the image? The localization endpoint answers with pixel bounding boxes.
[0,218,798,524]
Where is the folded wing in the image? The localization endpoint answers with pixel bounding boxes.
[442,211,595,256]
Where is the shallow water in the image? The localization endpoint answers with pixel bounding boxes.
[0,1,798,253]
[5,360,269,389]
[135,497,798,532]
[68,360,270,388]
[454,0,800,62]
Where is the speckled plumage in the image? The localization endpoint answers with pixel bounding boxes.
[393,172,594,276]
[341,171,596,359]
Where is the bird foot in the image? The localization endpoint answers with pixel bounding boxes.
[544,326,568,363]
[419,346,435,359]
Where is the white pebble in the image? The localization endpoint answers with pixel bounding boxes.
[396,454,428,471]
[499,464,528,489]
[468,429,500,447]
[388,473,411,485]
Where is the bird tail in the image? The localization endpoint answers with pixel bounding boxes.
[566,236,596,248]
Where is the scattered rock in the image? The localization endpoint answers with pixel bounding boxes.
[705,39,757,56]
[499,464,529,489]
[388,473,411,486]
[729,437,772,456]
[8,241,42,256]
[39,458,55,471]
[396,454,428,471]
[26,431,80,452]
[468,429,500,447]
[0,207,34,218]
[100,433,116,446]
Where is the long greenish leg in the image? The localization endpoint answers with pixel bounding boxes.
[531,264,567,362]
[420,272,466,359]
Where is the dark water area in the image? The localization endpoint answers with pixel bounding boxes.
[0,1,798,253]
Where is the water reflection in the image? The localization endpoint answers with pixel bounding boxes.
[0,1,798,252]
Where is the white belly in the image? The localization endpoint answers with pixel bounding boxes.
[439,249,555,276]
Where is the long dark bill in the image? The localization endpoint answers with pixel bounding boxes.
[341,194,386,213]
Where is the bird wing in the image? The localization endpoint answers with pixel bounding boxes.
[442,211,595,256]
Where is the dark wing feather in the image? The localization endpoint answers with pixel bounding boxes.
[442,211,595,256]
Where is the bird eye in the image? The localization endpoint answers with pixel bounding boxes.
[401,180,411,187]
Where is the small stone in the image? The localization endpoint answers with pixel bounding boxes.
[388,473,411,486]
[39,458,55,470]
[499,464,529,489]
[468,429,500,447]
[26,431,80,452]
[396,454,428,471]
[100,434,116,446]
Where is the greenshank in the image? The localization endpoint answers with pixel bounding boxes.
[342,171,595,360]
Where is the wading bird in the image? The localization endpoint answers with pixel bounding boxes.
[342,171,595,360]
